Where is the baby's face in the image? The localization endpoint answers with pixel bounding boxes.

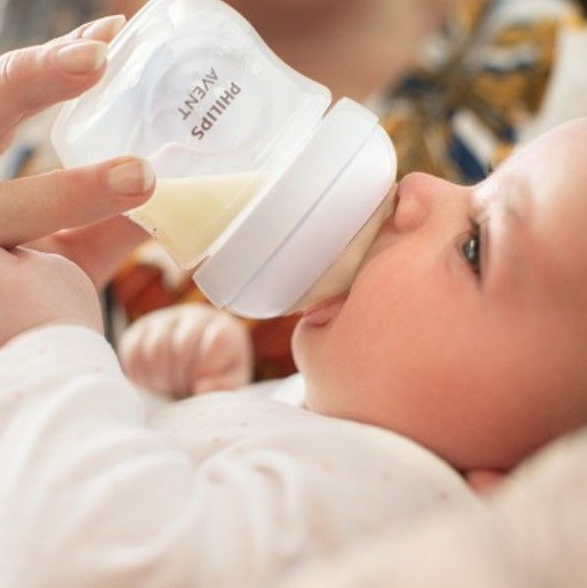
[293,119,587,471]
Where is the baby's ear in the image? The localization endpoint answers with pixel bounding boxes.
[465,469,506,494]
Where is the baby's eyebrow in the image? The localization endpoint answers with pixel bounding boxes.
[475,172,534,296]
[479,172,532,228]
[501,174,532,228]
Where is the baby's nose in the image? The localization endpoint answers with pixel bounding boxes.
[392,172,434,233]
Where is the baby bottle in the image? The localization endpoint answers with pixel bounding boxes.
[52,0,397,318]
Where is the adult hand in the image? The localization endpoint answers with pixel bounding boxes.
[0,15,156,288]
[0,248,103,347]
[0,16,157,346]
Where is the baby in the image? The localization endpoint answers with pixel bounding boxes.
[121,116,587,482]
[2,117,587,588]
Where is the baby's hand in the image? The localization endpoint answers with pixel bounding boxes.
[119,304,254,398]
[0,248,103,347]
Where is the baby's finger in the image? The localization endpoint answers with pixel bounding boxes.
[169,308,213,396]
[122,312,183,396]
[118,318,149,381]
[192,368,251,396]
[192,333,254,394]
[191,347,255,394]
[0,157,155,248]
[191,315,254,394]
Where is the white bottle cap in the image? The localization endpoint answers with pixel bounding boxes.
[194,98,397,318]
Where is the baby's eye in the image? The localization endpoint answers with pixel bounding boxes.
[461,218,482,276]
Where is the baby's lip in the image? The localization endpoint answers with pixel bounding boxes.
[300,293,348,327]
[298,187,397,327]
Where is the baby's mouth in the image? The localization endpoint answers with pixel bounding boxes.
[294,185,398,325]
[300,292,348,327]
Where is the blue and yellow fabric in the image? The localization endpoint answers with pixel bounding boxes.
[381,0,587,184]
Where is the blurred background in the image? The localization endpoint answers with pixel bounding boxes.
[2,0,587,379]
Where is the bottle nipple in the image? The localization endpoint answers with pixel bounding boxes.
[290,188,395,313]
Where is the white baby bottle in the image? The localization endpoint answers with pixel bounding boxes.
[52,0,397,318]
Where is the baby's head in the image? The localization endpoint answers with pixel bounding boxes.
[293,118,587,471]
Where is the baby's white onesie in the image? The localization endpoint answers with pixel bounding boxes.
[0,326,480,588]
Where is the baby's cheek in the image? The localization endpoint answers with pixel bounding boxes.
[299,321,372,418]
[296,251,425,418]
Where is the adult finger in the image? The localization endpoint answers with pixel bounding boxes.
[0,156,155,248]
[30,216,151,289]
[0,15,126,137]
[49,14,127,46]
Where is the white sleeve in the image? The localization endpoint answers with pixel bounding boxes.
[0,326,475,588]
[0,326,200,588]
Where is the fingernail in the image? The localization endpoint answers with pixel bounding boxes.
[82,15,127,40]
[56,41,108,74]
[108,158,155,195]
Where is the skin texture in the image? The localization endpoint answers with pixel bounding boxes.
[293,119,587,472]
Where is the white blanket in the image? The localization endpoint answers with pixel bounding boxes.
[281,426,587,588]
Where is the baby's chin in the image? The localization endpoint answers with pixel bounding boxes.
[290,319,310,376]
[290,321,327,394]
[291,293,347,377]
